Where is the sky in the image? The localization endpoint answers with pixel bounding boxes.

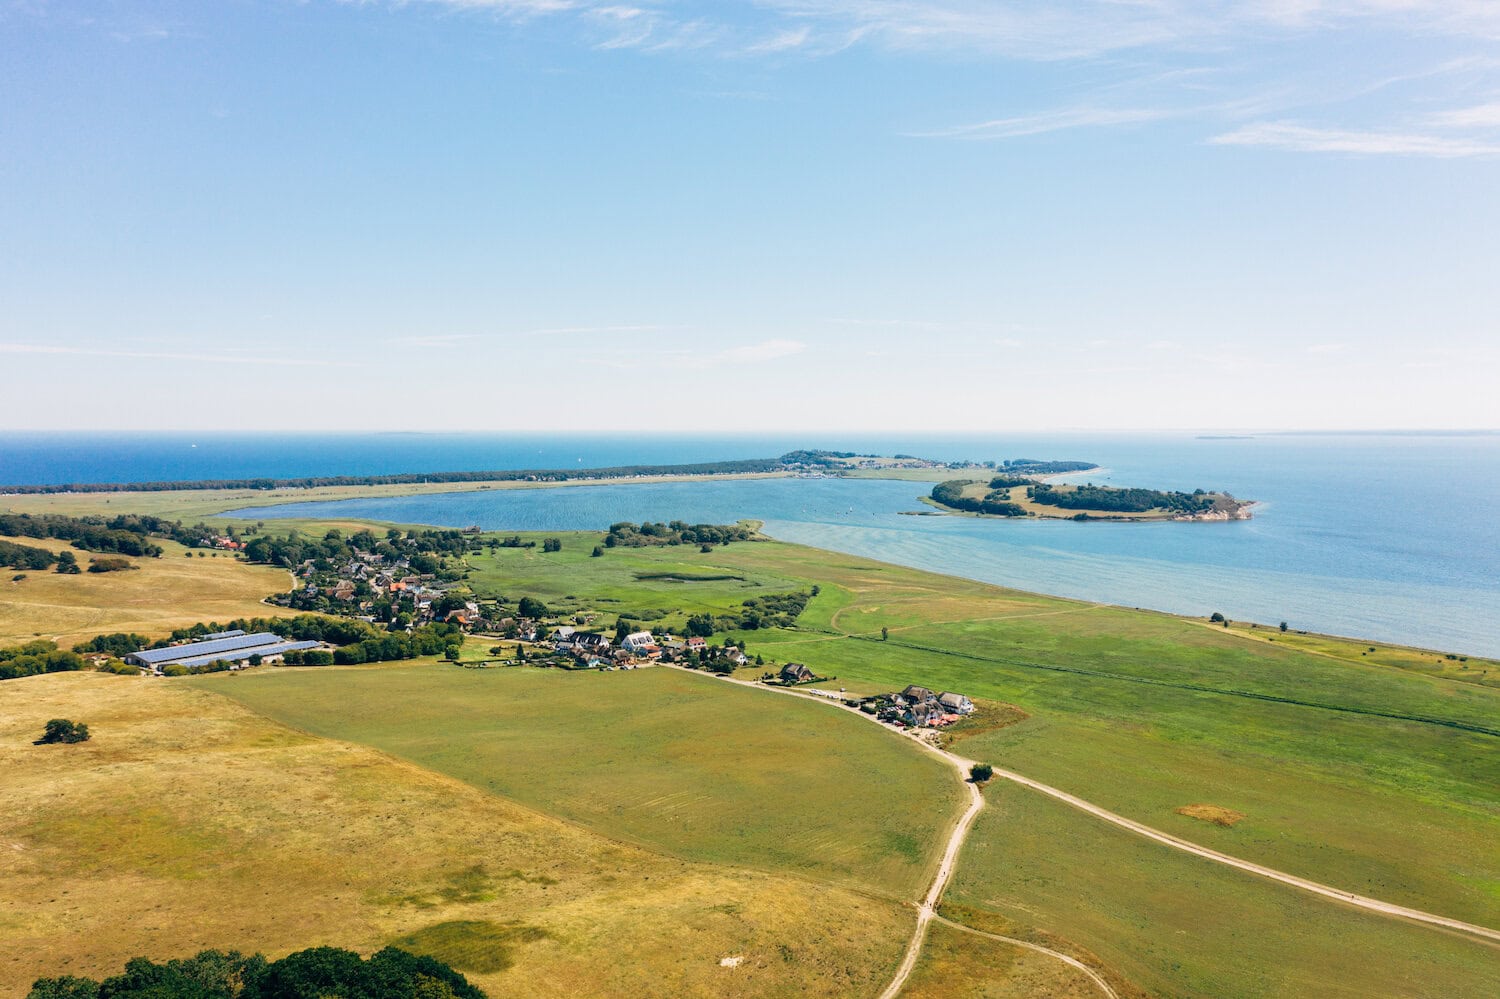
[2,0,1497,432]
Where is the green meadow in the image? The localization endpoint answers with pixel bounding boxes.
[197,662,963,900]
[9,489,1500,997]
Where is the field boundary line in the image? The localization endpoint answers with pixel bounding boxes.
[849,636,1500,737]
[676,665,1500,968]
[930,915,1119,999]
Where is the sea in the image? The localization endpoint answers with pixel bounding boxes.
[3,431,1497,657]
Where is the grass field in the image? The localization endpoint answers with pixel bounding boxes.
[194,662,965,901]
[461,536,805,629]
[0,535,291,647]
[0,670,914,998]
[946,783,1500,999]
[8,488,1500,996]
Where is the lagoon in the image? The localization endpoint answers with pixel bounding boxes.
[226,432,1500,657]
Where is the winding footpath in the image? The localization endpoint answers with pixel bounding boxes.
[672,665,1500,997]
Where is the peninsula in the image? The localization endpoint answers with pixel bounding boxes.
[927,471,1254,521]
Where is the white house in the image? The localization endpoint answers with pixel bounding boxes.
[621,631,657,654]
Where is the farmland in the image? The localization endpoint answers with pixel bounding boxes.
[4,488,1499,997]
[0,670,914,998]
[195,663,964,900]
[0,535,291,647]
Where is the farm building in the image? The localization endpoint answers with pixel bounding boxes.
[901,684,936,704]
[938,691,974,714]
[780,663,814,682]
[126,632,321,672]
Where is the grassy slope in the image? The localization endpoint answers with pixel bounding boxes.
[461,537,805,626]
[0,535,291,647]
[0,671,912,998]
[948,783,1500,999]
[196,662,964,901]
[7,487,1500,996]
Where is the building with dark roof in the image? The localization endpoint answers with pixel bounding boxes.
[126,632,320,671]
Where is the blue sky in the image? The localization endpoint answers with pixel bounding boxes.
[2,0,1497,431]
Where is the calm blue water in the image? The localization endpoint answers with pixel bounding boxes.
[4,432,1497,655]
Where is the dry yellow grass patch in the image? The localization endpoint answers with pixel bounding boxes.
[1174,804,1247,828]
[0,671,912,997]
[0,536,291,647]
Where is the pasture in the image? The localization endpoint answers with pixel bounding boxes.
[0,670,913,998]
[195,662,965,901]
[0,535,291,647]
[946,782,1500,999]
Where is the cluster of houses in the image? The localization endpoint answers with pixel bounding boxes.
[548,627,749,670]
[862,684,975,728]
[283,552,489,627]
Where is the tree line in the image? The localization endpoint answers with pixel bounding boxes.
[0,513,168,557]
[930,481,1027,517]
[603,521,756,548]
[28,945,487,999]
[1027,483,1215,514]
[0,640,86,681]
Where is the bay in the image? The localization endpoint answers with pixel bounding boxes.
[211,432,1500,658]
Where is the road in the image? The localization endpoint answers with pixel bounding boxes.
[671,666,1500,997]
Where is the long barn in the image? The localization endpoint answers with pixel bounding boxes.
[126,632,321,671]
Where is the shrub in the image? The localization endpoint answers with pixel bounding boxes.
[87,557,135,573]
[969,762,994,783]
[37,719,90,744]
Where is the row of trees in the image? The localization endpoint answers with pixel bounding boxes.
[0,513,166,557]
[3,455,798,494]
[603,521,757,548]
[1028,483,1215,514]
[28,945,487,999]
[0,539,60,571]
[930,481,1027,517]
[0,640,86,681]
[242,526,473,570]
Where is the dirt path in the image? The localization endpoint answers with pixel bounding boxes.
[931,916,1119,999]
[672,666,1500,998]
[876,760,984,999]
[986,763,1500,944]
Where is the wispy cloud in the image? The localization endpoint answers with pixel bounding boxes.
[1209,121,1500,157]
[0,343,354,367]
[913,106,1173,139]
[1430,101,1500,128]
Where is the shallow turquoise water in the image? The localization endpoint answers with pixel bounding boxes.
[224,433,1500,656]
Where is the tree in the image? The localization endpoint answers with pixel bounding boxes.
[542,537,562,553]
[685,614,715,638]
[1209,612,1226,624]
[444,646,461,662]
[969,762,993,783]
[1280,621,1289,633]
[247,653,263,667]
[518,596,548,619]
[699,543,713,553]
[55,551,80,574]
[37,719,90,745]
[591,546,603,558]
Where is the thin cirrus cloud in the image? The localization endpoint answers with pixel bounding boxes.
[911,106,1175,139]
[390,1,1500,57]
[1209,121,1500,157]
